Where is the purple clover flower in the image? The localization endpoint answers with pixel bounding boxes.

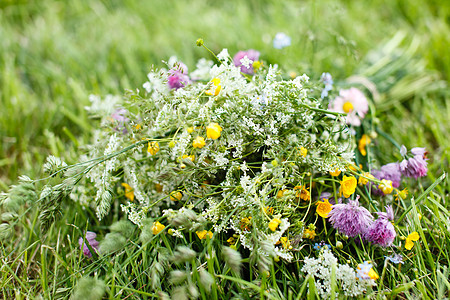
[78,231,100,258]
[111,108,129,134]
[232,50,260,75]
[400,147,428,179]
[365,205,396,247]
[328,198,374,238]
[167,62,191,90]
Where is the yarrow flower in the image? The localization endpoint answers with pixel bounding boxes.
[365,205,396,247]
[79,231,100,258]
[328,199,374,238]
[273,32,291,49]
[328,87,369,126]
[320,72,333,98]
[232,49,260,75]
[399,146,428,179]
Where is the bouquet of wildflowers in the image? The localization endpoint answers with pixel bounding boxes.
[1,43,439,298]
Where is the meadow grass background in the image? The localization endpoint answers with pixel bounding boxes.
[0,0,449,298]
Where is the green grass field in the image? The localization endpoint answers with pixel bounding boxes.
[1,0,449,298]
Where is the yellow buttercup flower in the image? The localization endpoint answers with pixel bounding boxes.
[206,122,222,139]
[329,168,341,176]
[340,175,357,198]
[277,189,287,198]
[395,188,408,200]
[294,186,310,201]
[121,183,134,201]
[192,136,206,148]
[147,141,160,155]
[196,230,213,240]
[280,237,292,250]
[358,134,371,156]
[303,228,316,240]
[299,146,308,158]
[264,206,274,215]
[368,268,379,280]
[268,218,282,232]
[378,179,393,195]
[182,154,195,162]
[170,191,183,201]
[358,172,374,185]
[405,232,420,250]
[152,221,165,235]
[227,236,236,244]
[316,198,332,218]
[205,78,221,96]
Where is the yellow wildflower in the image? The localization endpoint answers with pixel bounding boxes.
[299,146,308,158]
[405,232,420,250]
[378,179,393,195]
[340,175,357,198]
[268,218,282,232]
[121,183,134,201]
[252,60,262,71]
[187,127,194,133]
[394,188,408,200]
[294,186,310,201]
[277,189,287,198]
[182,154,195,162]
[368,268,379,280]
[358,134,371,156]
[227,236,236,244]
[192,136,206,148]
[280,237,292,250]
[303,228,316,240]
[196,230,213,240]
[264,206,274,215]
[239,216,252,231]
[170,191,183,201]
[329,169,341,177]
[152,221,165,235]
[358,172,374,185]
[206,122,222,139]
[147,141,160,155]
[205,78,221,96]
[316,198,332,218]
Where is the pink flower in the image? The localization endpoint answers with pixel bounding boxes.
[365,206,396,247]
[400,147,428,179]
[79,231,100,258]
[328,88,369,126]
[167,62,191,90]
[328,198,374,238]
[233,50,260,75]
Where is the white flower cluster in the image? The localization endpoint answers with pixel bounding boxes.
[72,48,355,259]
[302,250,376,299]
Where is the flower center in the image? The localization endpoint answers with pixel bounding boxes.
[343,101,354,113]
